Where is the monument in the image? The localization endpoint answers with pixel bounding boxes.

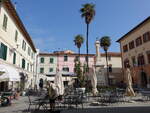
[95,40,108,86]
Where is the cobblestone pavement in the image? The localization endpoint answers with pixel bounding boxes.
[1,96,150,113]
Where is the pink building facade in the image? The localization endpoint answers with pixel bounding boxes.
[57,53,95,74]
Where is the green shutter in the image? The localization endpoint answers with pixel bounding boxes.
[40,58,44,63]
[49,68,53,72]
[3,14,8,30]
[0,43,7,60]
[0,43,2,59]
[40,68,44,73]
[50,58,54,63]
[22,59,25,69]
[15,30,18,42]
[13,52,16,64]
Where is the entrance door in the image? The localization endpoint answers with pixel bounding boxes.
[141,72,147,88]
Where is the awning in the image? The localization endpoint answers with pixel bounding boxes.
[62,71,74,76]
[0,64,20,82]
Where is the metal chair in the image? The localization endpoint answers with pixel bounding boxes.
[27,95,40,111]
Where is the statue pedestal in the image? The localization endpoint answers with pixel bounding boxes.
[95,64,108,86]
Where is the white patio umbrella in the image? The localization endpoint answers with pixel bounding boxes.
[125,68,135,96]
[54,70,64,96]
[0,64,20,82]
[90,66,98,96]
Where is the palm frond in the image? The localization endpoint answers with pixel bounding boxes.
[74,34,84,49]
[100,36,111,51]
[80,3,96,24]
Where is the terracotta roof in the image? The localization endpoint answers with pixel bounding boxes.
[116,16,150,43]
[3,0,36,52]
[101,52,121,57]
[39,52,121,57]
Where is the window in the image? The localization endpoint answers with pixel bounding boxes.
[131,56,136,66]
[15,30,18,42]
[108,65,112,73]
[108,56,111,61]
[64,55,68,61]
[75,56,79,62]
[124,59,129,68]
[50,58,54,63]
[22,59,25,69]
[40,68,44,74]
[27,63,29,71]
[129,41,135,49]
[123,45,128,52]
[146,51,150,64]
[22,40,26,51]
[137,54,145,66]
[40,57,44,63]
[49,68,53,72]
[62,67,69,72]
[143,32,150,43]
[28,47,31,56]
[31,52,34,59]
[13,52,16,64]
[3,14,8,30]
[30,64,33,72]
[136,36,142,47]
[0,43,7,60]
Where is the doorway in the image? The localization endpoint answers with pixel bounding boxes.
[141,71,148,88]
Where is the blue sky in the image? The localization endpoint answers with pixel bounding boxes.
[13,0,150,54]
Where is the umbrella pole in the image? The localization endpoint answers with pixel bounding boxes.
[12,81,13,90]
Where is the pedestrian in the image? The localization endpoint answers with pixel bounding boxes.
[47,82,58,111]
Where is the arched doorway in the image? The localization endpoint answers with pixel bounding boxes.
[141,71,147,88]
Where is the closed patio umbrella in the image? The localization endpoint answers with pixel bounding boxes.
[90,66,98,96]
[54,70,64,96]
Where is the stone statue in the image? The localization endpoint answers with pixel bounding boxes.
[125,67,135,96]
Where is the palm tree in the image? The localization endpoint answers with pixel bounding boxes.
[80,3,95,71]
[74,34,84,61]
[100,36,111,85]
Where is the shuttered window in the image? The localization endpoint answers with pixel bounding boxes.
[40,57,44,63]
[3,14,8,30]
[40,68,44,73]
[22,59,26,69]
[0,43,7,60]
[15,30,18,42]
[13,52,16,64]
[50,58,54,63]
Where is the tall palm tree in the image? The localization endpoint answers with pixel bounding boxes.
[74,34,84,61]
[80,3,95,71]
[100,36,111,85]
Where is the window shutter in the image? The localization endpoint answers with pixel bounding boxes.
[13,52,16,64]
[3,14,8,30]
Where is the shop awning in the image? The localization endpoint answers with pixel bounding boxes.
[0,64,20,82]
[62,71,75,76]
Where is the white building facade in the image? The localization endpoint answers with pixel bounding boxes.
[0,1,37,91]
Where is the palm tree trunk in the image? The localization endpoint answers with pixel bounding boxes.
[86,23,89,72]
[105,50,109,85]
[79,48,80,62]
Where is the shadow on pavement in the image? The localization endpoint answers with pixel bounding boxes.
[19,106,150,113]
